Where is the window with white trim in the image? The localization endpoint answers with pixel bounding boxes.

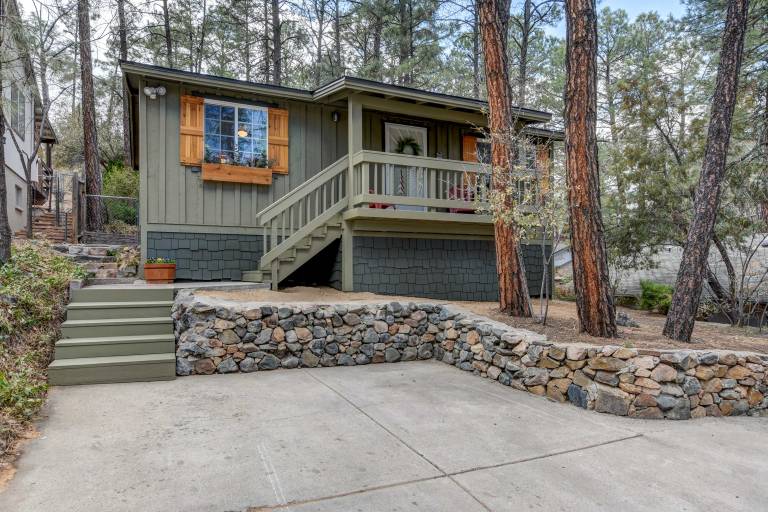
[14,185,23,209]
[10,83,26,139]
[203,100,268,168]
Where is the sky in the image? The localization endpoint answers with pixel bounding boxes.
[546,0,689,37]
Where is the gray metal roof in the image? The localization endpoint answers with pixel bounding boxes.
[121,61,553,123]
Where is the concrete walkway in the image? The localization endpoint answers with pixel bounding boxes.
[2,361,766,511]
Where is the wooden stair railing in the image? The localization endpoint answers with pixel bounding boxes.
[246,156,349,287]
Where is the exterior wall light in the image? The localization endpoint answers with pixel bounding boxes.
[331,111,340,123]
[143,86,167,100]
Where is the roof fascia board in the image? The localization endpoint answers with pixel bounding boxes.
[121,62,314,101]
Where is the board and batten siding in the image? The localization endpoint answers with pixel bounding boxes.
[361,110,467,160]
[139,80,348,230]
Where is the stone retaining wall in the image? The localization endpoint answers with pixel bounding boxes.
[173,293,768,420]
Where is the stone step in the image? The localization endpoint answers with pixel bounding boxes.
[48,353,176,386]
[54,333,176,359]
[66,300,174,320]
[61,317,173,339]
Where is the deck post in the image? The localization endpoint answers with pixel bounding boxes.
[343,95,363,291]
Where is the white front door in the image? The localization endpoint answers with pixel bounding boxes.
[384,123,428,211]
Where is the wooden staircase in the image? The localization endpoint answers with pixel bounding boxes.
[243,156,349,287]
[14,208,74,243]
[48,286,176,385]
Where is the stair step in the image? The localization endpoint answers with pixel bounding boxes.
[72,286,174,303]
[61,317,172,338]
[241,270,265,282]
[67,301,174,320]
[48,353,176,386]
[55,333,176,359]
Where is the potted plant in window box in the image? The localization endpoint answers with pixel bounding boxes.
[144,257,176,284]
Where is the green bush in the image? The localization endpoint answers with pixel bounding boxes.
[1,241,85,454]
[639,280,673,314]
[102,161,139,226]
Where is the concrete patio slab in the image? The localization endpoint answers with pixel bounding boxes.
[1,361,766,512]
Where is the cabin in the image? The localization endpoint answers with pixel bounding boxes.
[122,62,562,301]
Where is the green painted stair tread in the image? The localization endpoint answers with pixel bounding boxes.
[71,286,174,303]
[54,336,174,358]
[61,316,172,328]
[67,301,174,309]
[48,353,176,385]
[55,333,175,347]
[48,353,176,369]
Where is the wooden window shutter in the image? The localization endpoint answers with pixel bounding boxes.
[268,108,289,174]
[461,134,479,162]
[180,95,204,166]
[536,144,551,194]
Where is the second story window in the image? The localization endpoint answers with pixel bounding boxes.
[10,83,25,140]
[203,100,268,168]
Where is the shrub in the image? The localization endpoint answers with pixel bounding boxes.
[639,280,673,314]
[0,241,85,457]
[102,161,139,226]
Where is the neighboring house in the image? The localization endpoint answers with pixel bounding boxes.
[2,0,57,235]
[122,62,563,301]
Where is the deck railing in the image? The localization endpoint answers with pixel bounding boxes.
[349,150,491,212]
[256,156,349,267]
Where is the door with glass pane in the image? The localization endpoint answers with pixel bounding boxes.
[384,123,428,211]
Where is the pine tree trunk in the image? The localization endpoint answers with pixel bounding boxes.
[333,0,341,76]
[564,0,617,337]
[117,0,132,167]
[478,0,532,317]
[471,6,480,99]
[0,7,10,265]
[663,0,749,342]
[78,0,104,231]
[517,0,530,105]
[163,0,173,66]
[271,0,282,85]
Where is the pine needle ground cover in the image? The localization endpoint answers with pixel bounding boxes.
[0,241,85,464]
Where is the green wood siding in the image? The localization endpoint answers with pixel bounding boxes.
[361,110,467,160]
[140,80,348,229]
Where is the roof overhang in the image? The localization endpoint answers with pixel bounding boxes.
[121,61,554,125]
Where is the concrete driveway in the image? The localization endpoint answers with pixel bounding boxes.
[2,361,766,512]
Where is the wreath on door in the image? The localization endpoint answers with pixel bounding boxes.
[394,136,423,156]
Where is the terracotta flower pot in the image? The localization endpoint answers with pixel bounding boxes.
[144,263,176,284]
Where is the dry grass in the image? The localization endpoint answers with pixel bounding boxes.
[199,286,768,354]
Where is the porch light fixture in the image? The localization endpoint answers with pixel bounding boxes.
[331,110,340,123]
[143,86,167,100]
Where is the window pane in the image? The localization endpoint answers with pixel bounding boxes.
[205,134,220,151]
[221,136,235,152]
[253,138,267,157]
[238,138,252,154]
[253,109,267,126]
[205,104,220,119]
[205,118,221,135]
[221,106,235,121]
[238,108,253,124]
[220,121,234,137]
[251,126,267,139]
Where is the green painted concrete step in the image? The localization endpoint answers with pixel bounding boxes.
[61,317,172,338]
[48,353,176,386]
[71,286,174,303]
[55,333,176,359]
[66,301,174,320]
